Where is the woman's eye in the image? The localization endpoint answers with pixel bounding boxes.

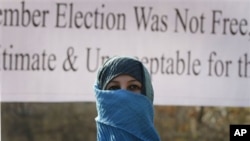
[128,85,141,91]
[107,86,120,90]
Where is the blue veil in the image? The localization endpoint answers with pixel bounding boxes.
[94,56,160,141]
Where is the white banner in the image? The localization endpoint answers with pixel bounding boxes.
[1,0,250,107]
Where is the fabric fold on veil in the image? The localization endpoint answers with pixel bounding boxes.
[94,85,160,141]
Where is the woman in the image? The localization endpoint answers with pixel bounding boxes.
[94,56,160,141]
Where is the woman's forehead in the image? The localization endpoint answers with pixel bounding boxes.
[110,74,140,82]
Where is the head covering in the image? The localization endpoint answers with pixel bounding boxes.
[96,56,154,102]
[94,56,160,141]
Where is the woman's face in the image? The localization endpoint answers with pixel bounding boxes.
[105,75,142,94]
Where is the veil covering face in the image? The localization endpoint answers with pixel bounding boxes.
[94,56,160,141]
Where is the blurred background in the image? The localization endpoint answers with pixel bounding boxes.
[1,0,250,141]
[1,103,250,141]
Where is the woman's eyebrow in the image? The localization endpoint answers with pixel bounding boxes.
[128,79,139,83]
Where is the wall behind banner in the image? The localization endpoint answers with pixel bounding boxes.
[1,0,250,107]
[1,103,250,141]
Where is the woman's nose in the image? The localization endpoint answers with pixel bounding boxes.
[120,85,127,90]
